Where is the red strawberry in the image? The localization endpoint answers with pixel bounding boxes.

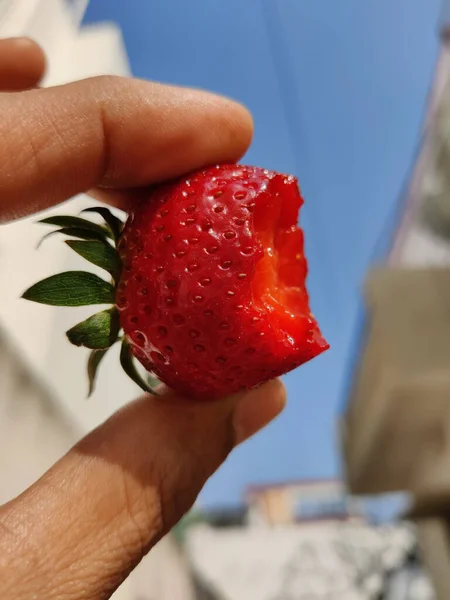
[23,164,328,399]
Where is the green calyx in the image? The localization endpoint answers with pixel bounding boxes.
[22,206,159,397]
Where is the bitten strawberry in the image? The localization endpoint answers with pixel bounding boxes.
[23,164,328,399]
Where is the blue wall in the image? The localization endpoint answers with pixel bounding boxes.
[84,0,441,506]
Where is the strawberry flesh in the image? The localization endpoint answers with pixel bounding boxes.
[118,164,328,399]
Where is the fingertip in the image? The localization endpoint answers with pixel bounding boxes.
[195,89,254,162]
[94,78,256,189]
[233,378,287,445]
[15,37,47,85]
[0,37,46,90]
[218,96,254,160]
[12,36,44,54]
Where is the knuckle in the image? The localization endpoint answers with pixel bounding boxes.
[0,509,46,596]
[115,472,163,559]
[91,74,124,89]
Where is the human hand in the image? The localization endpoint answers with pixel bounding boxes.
[0,38,286,599]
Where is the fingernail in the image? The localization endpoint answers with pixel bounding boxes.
[233,379,286,444]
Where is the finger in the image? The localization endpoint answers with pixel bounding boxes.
[88,186,160,214]
[0,75,253,222]
[0,380,285,600]
[0,38,46,91]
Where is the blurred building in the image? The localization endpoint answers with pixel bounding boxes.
[342,3,450,599]
[183,479,433,600]
[0,2,194,599]
[0,326,76,505]
[246,479,363,526]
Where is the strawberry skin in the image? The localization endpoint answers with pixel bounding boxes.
[117,164,328,399]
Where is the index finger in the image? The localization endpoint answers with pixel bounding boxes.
[0,76,253,222]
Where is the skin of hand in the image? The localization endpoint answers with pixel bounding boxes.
[0,38,287,599]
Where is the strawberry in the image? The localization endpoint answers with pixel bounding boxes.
[23,164,328,399]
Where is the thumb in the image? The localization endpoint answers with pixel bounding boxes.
[0,379,285,600]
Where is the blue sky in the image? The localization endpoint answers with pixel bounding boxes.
[84,0,441,507]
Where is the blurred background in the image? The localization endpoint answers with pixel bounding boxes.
[1,0,450,598]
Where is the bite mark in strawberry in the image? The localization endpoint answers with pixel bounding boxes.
[22,164,328,399]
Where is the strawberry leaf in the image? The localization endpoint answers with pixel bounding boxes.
[147,373,161,391]
[66,308,121,349]
[37,227,109,248]
[81,207,124,243]
[39,215,112,239]
[22,271,115,306]
[66,240,122,281]
[120,339,158,395]
[87,348,109,396]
